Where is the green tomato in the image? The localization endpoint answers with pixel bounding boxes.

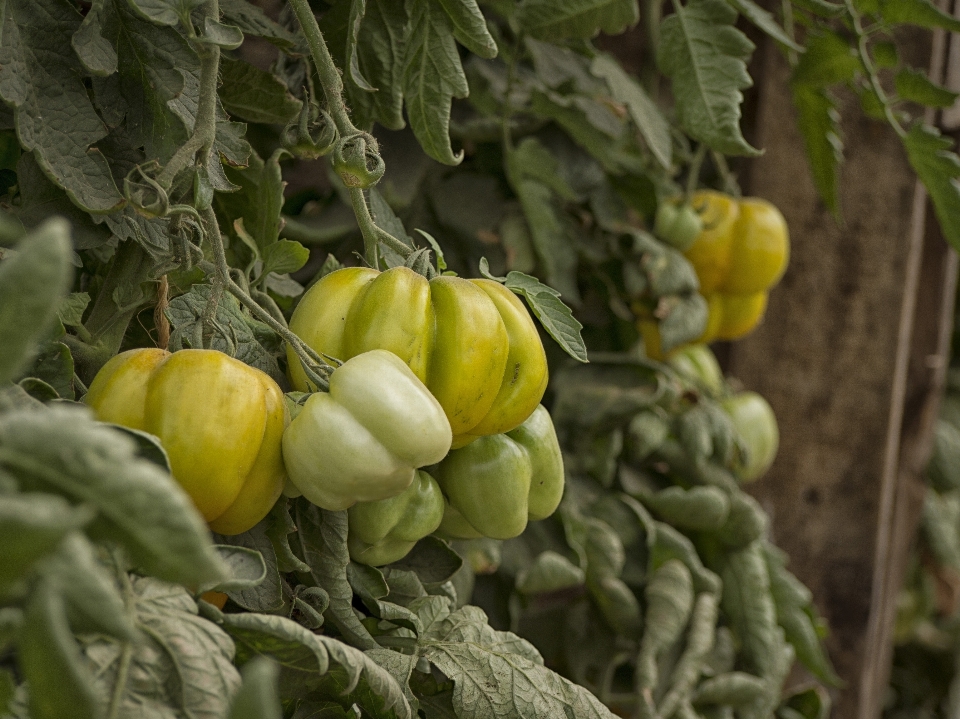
[348,470,445,566]
[667,344,724,394]
[654,201,703,252]
[434,405,564,540]
[85,348,288,535]
[282,349,452,510]
[722,391,779,483]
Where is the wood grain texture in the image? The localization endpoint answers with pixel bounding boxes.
[730,20,956,718]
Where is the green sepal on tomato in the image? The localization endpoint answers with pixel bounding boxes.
[434,405,565,541]
[287,266,549,449]
[85,348,288,535]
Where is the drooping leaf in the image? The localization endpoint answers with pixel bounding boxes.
[220,0,302,51]
[127,0,204,26]
[895,67,960,108]
[420,604,618,718]
[357,0,409,130]
[518,0,640,40]
[219,58,303,125]
[718,541,782,677]
[82,578,241,719]
[657,0,759,156]
[91,0,198,164]
[212,521,287,613]
[403,0,468,165]
[0,0,124,212]
[72,0,118,75]
[437,0,497,58]
[506,138,581,303]
[590,55,672,169]
[727,0,802,51]
[903,122,960,251]
[791,84,843,215]
[791,31,860,87]
[295,502,379,651]
[219,612,412,718]
[503,271,588,362]
[0,218,73,386]
[879,0,960,32]
[0,406,228,588]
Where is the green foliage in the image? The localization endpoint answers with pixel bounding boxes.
[0,0,870,715]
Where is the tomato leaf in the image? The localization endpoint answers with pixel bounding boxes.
[0,495,93,591]
[792,32,861,87]
[420,603,620,718]
[0,0,124,213]
[218,611,412,718]
[437,0,497,58]
[657,0,760,156]
[764,543,841,686]
[0,218,73,386]
[388,536,463,585]
[295,502,380,651]
[895,67,960,108]
[204,545,269,594]
[518,0,640,41]
[213,523,287,612]
[81,577,241,718]
[482,264,588,363]
[403,0,468,165]
[220,0,302,52]
[903,122,960,252]
[727,0,802,52]
[0,406,229,587]
[879,0,960,32]
[791,84,843,216]
[166,283,284,383]
[261,239,310,278]
[591,54,673,170]
[20,580,102,719]
[219,58,302,125]
[505,138,581,303]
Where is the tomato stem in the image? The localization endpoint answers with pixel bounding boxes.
[288,0,417,269]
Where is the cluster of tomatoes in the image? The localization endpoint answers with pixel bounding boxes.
[85,266,564,567]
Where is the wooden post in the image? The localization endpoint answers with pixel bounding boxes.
[730,16,958,719]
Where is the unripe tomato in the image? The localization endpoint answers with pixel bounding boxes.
[667,344,724,393]
[654,201,703,252]
[434,405,564,540]
[287,266,548,448]
[722,391,779,483]
[85,348,288,535]
[282,350,452,511]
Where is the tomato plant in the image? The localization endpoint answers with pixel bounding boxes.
[3,0,954,716]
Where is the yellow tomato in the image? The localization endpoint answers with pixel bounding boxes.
[85,348,288,535]
[287,266,548,448]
